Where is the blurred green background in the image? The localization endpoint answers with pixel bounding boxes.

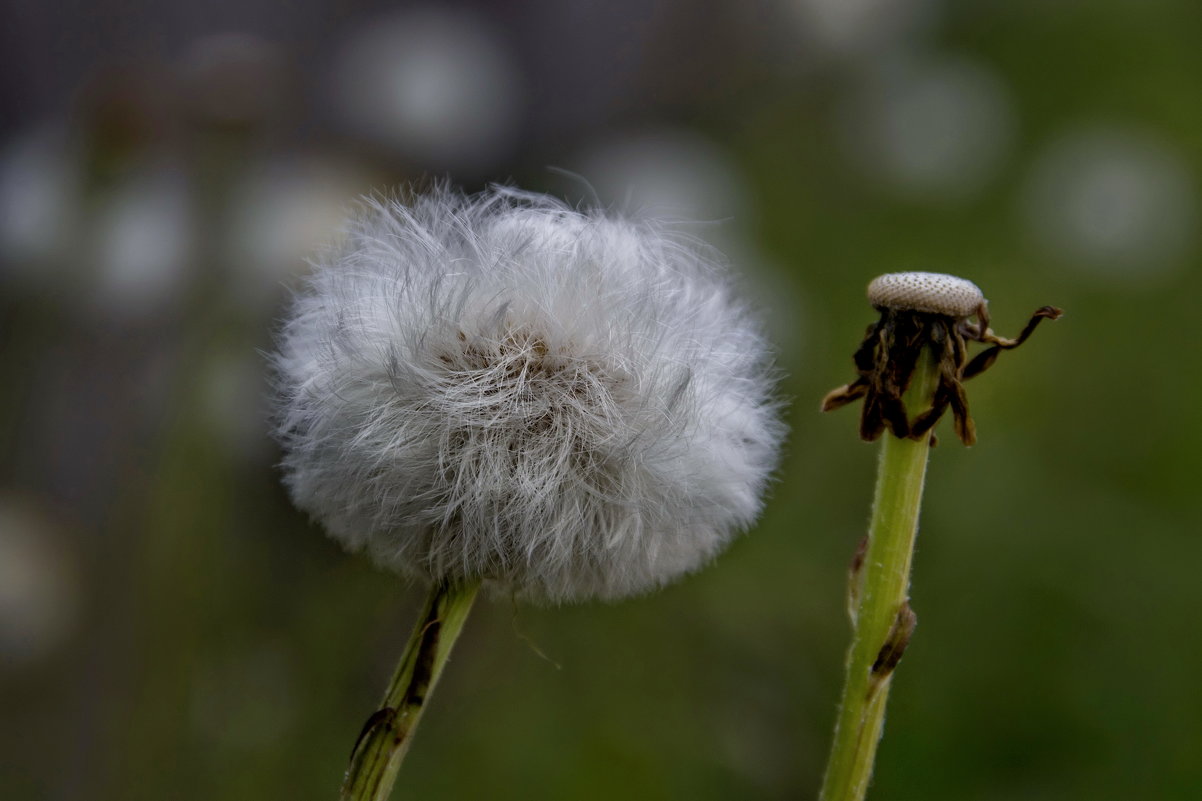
[3,1,1200,799]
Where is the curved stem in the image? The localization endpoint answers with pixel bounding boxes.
[818,351,939,801]
[340,579,481,801]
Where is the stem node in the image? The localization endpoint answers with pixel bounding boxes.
[870,602,917,680]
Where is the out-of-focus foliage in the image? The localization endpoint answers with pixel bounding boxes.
[2,1,1200,799]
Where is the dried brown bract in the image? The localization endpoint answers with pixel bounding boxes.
[822,272,1062,446]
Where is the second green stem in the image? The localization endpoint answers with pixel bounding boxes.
[818,352,940,801]
[340,578,480,801]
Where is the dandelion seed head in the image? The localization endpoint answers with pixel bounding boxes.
[271,187,783,603]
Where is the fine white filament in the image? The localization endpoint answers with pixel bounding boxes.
[272,187,782,603]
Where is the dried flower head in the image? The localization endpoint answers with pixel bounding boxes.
[272,187,783,603]
[866,272,983,318]
[823,271,1061,445]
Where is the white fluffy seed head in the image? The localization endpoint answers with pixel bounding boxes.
[271,186,783,604]
[867,271,984,318]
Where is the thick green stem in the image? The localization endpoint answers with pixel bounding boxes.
[818,352,940,801]
[340,579,481,801]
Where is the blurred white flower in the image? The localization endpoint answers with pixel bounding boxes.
[788,0,937,60]
[93,165,193,317]
[0,127,78,277]
[1020,125,1196,278]
[329,7,523,172]
[0,497,77,668]
[836,54,1015,200]
[272,187,783,603]
[573,129,752,224]
[226,157,364,312]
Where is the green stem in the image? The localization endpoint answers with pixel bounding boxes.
[818,351,940,801]
[340,579,481,801]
